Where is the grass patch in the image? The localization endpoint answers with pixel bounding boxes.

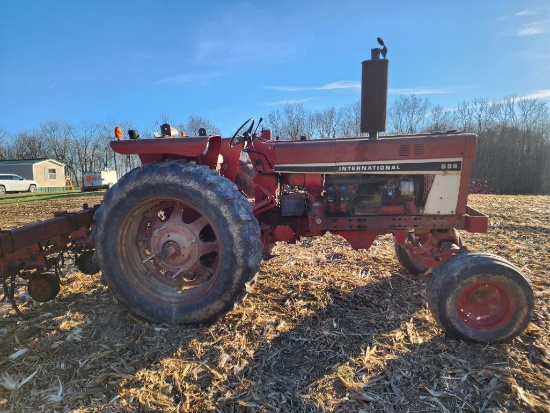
[0,190,105,205]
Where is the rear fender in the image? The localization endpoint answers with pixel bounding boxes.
[110,136,223,169]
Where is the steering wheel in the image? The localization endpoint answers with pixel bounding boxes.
[230,118,255,147]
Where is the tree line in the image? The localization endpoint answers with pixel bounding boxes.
[266,95,550,194]
[0,116,219,187]
[0,95,548,194]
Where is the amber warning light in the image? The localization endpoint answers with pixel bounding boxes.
[114,126,123,140]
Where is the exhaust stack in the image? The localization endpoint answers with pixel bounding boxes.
[361,38,389,139]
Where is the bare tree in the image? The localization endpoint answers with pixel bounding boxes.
[147,114,222,137]
[0,127,10,160]
[426,104,455,132]
[517,97,549,133]
[9,131,46,159]
[312,106,339,138]
[465,96,550,194]
[336,102,362,137]
[71,123,105,185]
[184,115,221,136]
[387,95,430,134]
[39,121,79,184]
[266,103,315,140]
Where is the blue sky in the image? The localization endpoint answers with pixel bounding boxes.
[1,0,549,137]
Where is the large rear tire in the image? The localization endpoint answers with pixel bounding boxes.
[427,253,534,343]
[92,160,262,324]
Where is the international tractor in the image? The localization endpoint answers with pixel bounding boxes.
[0,39,534,343]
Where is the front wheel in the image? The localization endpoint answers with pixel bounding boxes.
[92,160,262,324]
[427,253,534,343]
[0,185,5,195]
[395,231,462,275]
[28,184,37,193]
[395,239,429,275]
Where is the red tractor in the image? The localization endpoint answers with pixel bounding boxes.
[0,40,534,343]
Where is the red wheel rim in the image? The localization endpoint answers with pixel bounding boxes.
[117,198,221,305]
[456,281,514,331]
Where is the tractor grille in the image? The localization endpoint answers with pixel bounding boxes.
[398,144,425,157]
[399,145,410,156]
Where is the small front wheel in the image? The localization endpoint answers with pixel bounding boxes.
[395,231,462,275]
[395,241,429,275]
[28,184,37,193]
[427,253,534,343]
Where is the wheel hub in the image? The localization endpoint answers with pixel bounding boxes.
[456,281,514,331]
[150,224,198,271]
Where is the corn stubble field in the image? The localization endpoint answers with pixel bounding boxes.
[0,194,548,412]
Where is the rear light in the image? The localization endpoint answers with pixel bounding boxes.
[114,126,123,140]
[181,131,186,137]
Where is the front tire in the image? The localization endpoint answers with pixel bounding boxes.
[92,160,262,324]
[28,184,37,193]
[395,231,462,275]
[395,240,429,275]
[427,253,534,343]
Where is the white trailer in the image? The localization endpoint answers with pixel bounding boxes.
[81,170,118,191]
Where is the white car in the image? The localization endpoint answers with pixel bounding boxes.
[0,174,38,194]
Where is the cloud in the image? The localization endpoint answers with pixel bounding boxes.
[314,81,361,90]
[516,9,536,17]
[154,71,224,85]
[444,90,550,113]
[518,23,546,36]
[265,82,449,95]
[264,81,360,92]
[389,88,450,95]
[516,18,549,36]
[522,89,550,99]
[264,97,317,106]
[194,39,297,67]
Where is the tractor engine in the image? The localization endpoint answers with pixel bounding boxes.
[324,174,425,216]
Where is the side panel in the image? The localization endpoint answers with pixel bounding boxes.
[423,175,462,215]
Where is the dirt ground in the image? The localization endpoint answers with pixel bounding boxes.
[0,194,548,412]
